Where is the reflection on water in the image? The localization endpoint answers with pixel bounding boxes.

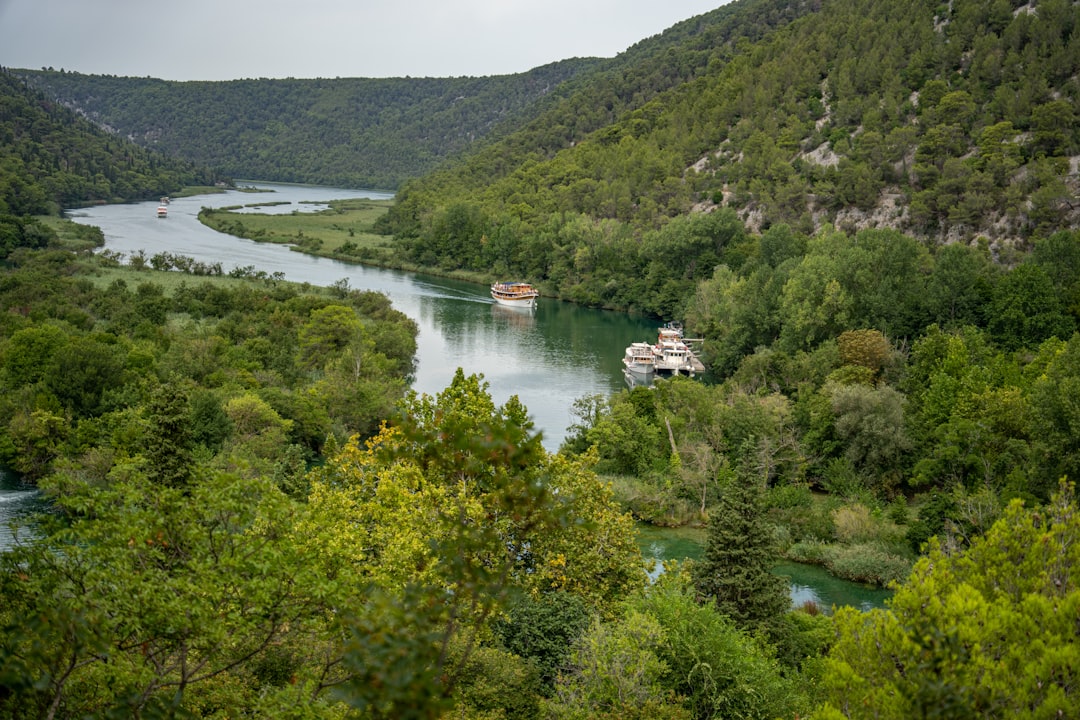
[491,303,536,329]
[635,523,892,613]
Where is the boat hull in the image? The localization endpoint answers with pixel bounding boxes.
[623,360,654,377]
[491,295,536,308]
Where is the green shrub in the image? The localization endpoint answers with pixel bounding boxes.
[769,503,836,543]
[768,608,835,674]
[786,539,830,565]
[886,499,909,525]
[766,483,814,509]
[822,542,912,586]
[609,474,698,526]
[831,503,876,543]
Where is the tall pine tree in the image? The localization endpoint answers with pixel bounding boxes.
[692,475,789,629]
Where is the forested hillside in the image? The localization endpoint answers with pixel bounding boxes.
[0,68,219,215]
[13,60,603,190]
[384,0,1080,284]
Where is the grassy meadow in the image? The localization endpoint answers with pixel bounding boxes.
[196,197,505,286]
[198,198,396,260]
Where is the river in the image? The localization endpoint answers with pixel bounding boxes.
[62,182,891,611]
[0,470,41,550]
[635,524,893,612]
[68,182,661,452]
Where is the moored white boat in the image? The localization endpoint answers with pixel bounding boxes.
[623,341,656,377]
[653,323,706,376]
[653,331,695,375]
[491,281,539,308]
[623,323,706,381]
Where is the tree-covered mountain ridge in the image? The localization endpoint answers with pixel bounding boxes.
[10,59,605,191]
[387,0,1080,255]
[10,0,1080,252]
[0,69,220,216]
[9,0,825,197]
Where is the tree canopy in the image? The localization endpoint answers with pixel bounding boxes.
[816,481,1080,719]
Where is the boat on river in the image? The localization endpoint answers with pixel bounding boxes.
[653,323,702,376]
[491,281,538,308]
[623,341,657,377]
[156,205,168,218]
[622,323,705,380]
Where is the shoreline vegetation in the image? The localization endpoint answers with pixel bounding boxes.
[193,190,914,589]
[3,216,421,491]
[196,196,556,300]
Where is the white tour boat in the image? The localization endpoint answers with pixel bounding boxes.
[622,341,657,377]
[491,281,539,308]
[621,323,706,381]
[156,205,168,218]
[653,325,697,376]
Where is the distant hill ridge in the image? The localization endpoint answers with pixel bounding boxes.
[0,68,218,215]
[386,0,1080,251]
[12,60,605,191]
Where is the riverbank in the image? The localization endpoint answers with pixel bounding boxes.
[194,196,651,313]
[196,198,514,286]
[634,523,894,611]
[611,472,915,590]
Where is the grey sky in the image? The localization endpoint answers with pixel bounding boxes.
[0,0,726,80]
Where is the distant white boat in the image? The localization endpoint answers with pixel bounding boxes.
[491,281,538,308]
[156,205,168,218]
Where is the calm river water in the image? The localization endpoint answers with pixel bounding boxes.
[58,182,891,611]
[0,471,40,550]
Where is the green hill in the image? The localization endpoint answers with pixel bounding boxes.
[0,68,219,215]
[389,0,1080,255]
[12,60,603,191]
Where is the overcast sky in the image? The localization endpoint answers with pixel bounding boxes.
[0,0,726,81]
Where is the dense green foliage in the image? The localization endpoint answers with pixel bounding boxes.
[815,481,1080,719]
[0,248,418,483]
[0,68,220,215]
[0,363,658,718]
[14,61,603,191]
[545,571,811,720]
